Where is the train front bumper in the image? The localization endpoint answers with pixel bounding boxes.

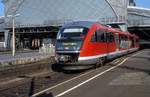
[58,58,97,70]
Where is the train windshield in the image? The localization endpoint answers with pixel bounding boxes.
[57,28,88,39]
[56,27,89,51]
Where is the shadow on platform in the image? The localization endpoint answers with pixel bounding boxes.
[36,92,54,97]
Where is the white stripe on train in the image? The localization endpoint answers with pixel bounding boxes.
[78,48,138,61]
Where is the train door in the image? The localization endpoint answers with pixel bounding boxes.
[115,33,119,51]
[106,32,116,59]
[87,28,107,58]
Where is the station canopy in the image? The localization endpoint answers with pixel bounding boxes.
[4,0,128,27]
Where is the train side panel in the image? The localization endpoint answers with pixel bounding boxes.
[79,24,108,64]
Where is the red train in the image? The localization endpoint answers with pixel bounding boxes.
[55,21,139,70]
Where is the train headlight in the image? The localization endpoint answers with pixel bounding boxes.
[76,46,80,50]
[60,55,65,60]
[59,55,70,62]
[73,46,76,50]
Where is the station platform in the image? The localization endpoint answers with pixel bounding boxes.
[34,49,150,97]
[0,51,54,68]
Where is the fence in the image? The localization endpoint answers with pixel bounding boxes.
[0,42,6,48]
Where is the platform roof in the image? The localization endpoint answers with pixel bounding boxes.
[3,0,128,27]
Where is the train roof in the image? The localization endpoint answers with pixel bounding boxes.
[62,21,139,38]
[62,21,95,28]
[62,21,121,31]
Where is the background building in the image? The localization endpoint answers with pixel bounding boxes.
[2,0,135,50]
[0,16,5,50]
[128,6,150,48]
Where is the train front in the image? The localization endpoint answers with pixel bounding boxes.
[55,22,91,70]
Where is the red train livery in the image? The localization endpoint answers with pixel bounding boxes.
[55,21,139,70]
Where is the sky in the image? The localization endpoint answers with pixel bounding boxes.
[0,0,150,16]
[0,0,4,16]
[135,0,150,8]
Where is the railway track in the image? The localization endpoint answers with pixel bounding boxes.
[0,68,83,97]
[0,56,83,97]
[0,55,128,97]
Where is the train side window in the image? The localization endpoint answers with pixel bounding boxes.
[111,33,115,42]
[136,39,139,44]
[91,30,106,42]
[107,32,114,42]
[97,30,106,42]
[120,35,124,41]
[125,36,128,41]
[131,37,135,47]
[120,35,127,41]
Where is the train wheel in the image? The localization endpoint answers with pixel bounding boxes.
[95,58,103,69]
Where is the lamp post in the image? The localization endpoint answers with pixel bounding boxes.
[12,16,15,56]
[7,14,20,56]
[3,0,24,56]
